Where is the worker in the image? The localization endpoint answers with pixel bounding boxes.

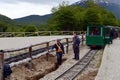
[52,39,65,67]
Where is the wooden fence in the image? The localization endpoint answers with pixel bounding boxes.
[0,31,86,37]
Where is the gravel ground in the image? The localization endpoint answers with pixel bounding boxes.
[74,49,103,80]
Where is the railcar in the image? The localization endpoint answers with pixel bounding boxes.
[86,26,111,48]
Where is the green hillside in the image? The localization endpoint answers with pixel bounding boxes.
[0,14,15,24]
[14,14,52,25]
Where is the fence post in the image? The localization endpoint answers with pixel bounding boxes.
[73,31,74,35]
[66,38,69,54]
[81,34,84,46]
[0,51,4,80]
[61,31,63,35]
[49,31,52,36]
[12,32,15,37]
[28,46,32,59]
[28,46,33,69]
[35,32,39,36]
[46,42,49,61]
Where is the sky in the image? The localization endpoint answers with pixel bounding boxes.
[0,0,79,19]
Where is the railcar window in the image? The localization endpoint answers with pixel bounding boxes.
[89,27,101,36]
[105,28,110,36]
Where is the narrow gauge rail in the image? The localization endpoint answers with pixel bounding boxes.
[55,49,98,80]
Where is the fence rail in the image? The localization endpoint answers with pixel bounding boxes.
[0,31,86,37]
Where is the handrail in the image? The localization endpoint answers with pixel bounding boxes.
[3,38,72,53]
[0,31,86,37]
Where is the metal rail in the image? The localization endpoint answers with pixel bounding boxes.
[55,49,98,80]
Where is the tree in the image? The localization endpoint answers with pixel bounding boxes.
[24,25,38,32]
[50,3,86,31]
[47,1,119,31]
[118,19,120,26]
[84,8,103,26]
[6,26,19,32]
[51,5,76,31]
[0,22,7,32]
[102,12,119,26]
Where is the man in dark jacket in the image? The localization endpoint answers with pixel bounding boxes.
[110,28,114,44]
[73,32,80,60]
[52,39,65,66]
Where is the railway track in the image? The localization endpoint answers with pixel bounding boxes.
[55,49,98,80]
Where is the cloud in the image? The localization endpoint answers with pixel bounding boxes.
[0,0,78,19]
[0,0,77,5]
[0,2,53,19]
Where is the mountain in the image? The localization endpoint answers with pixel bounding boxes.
[72,0,120,18]
[0,14,15,25]
[14,14,52,25]
[109,0,120,5]
[98,2,120,18]
[0,14,21,32]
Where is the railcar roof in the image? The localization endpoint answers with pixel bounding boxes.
[105,26,120,29]
[87,26,120,29]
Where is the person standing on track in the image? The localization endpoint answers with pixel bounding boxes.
[73,32,80,60]
[52,39,65,67]
[118,30,120,39]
